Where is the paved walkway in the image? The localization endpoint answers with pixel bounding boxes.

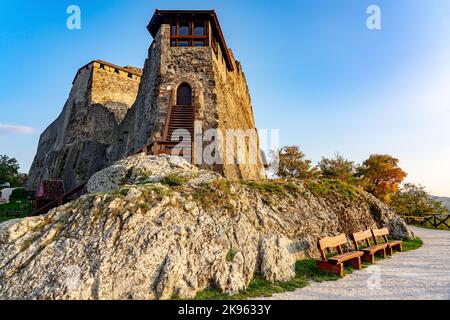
[262,227,450,300]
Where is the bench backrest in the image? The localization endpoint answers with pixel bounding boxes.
[352,230,372,250]
[371,228,390,245]
[318,234,347,260]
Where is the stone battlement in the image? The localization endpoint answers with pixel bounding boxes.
[73,60,142,84]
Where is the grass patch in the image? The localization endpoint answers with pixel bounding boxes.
[193,237,423,300]
[305,179,359,201]
[193,259,344,300]
[0,196,33,224]
[192,179,236,212]
[402,237,423,252]
[226,248,237,262]
[161,175,188,187]
[245,180,300,195]
[245,181,285,194]
[244,180,300,206]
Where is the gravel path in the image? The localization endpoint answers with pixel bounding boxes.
[260,227,450,300]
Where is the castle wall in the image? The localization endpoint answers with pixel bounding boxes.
[211,48,266,180]
[114,28,165,157]
[28,63,141,191]
[91,62,141,123]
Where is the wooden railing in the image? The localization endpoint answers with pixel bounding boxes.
[404,215,450,229]
[162,90,175,141]
[0,211,24,218]
[30,183,87,217]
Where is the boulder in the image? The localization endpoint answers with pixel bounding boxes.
[0,155,413,300]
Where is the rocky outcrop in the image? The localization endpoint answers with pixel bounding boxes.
[1,155,413,300]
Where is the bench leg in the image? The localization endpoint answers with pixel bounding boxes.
[377,248,387,259]
[346,257,362,270]
[392,243,402,253]
[362,253,375,264]
[386,246,393,256]
[317,260,344,277]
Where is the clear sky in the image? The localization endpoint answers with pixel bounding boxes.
[0,0,449,196]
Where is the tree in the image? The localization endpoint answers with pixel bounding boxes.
[318,153,357,184]
[0,155,26,187]
[357,154,407,204]
[277,146,318,179]
[391,183,448,216]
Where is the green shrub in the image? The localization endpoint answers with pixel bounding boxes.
[226,248,237,262]
[10,188,27,200]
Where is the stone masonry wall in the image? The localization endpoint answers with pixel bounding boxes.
[114,27,164,158]
[211,46,266,180]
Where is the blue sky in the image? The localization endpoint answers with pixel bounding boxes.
[1,0,449,196]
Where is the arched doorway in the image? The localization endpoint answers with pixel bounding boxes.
[176,83,192,106]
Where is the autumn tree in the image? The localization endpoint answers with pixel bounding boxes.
[318,153,357,184]
[277,146,318,179]
[356,154,407,203]
[391,183,448,216]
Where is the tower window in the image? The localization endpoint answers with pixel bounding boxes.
[170,18,209,48]
[179,22,190,36]
[194,21,205,36]
[194,40,205,47]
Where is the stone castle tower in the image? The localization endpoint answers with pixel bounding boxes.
[29,10,266,191]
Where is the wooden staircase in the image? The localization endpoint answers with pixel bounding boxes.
[168,105,194,143]
[154,104,194,162]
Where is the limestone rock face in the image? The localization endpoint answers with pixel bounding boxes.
[86,154,221,194]
[1,156,413,300]
[259,235,296,282]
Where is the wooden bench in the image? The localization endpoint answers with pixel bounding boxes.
[372,228,403,256]
[352,230,388,264]
[317,234,364,277]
